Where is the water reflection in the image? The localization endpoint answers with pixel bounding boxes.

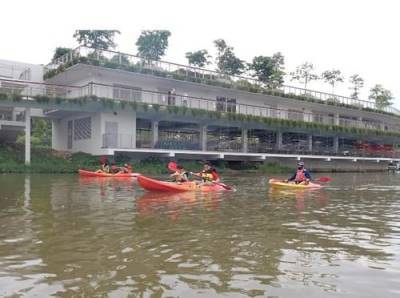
[137,191,222,220]
[0,174,400,297]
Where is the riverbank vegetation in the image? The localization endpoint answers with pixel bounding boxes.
[0,144,290,174]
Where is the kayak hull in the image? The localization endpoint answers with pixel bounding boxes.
[137,175,229,192]
[268,178,322,189]
[79,169,140,178]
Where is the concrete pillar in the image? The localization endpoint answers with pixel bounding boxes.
[25,108,31,165]
[151,120,159,148]
[242,128,248,153]
[308,135,313,152]
[333,136,339,153]
[334,113,340,126]
[200,125,207,151]
[276,131,283,150]
[12,108,18,121]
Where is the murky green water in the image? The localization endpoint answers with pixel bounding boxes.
[1,173,400,297]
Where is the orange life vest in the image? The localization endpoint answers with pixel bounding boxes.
[295,169,306,182]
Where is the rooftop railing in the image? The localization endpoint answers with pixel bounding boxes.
[1,78,400,135]
[45,46,400,116]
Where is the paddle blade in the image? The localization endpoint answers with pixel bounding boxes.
[317,177,333,182]
[168,162,178,172]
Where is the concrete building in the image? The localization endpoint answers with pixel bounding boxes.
[0,46,399,168]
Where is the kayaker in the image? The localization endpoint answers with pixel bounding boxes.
[193,162,220,184]
[286,161,312,184]
[120,163,132,173]
[110,162,121,174]
[97,159,110,173]
[170,165,189,183]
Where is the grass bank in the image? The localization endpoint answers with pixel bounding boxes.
[0,145,290,174]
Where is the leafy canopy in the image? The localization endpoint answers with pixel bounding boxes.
[73,30,120,50]
[349,74,364,99]
[369,84,393,109]
[290,62,319,90]
[249,52,285,88]
[136,30,171,61]
[53,47,72,60]
[185,50,211,68]
[321,69,344,93]
[214,39,245,76]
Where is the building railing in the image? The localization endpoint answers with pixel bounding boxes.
[45,46,400,116]
[1,78,400,134]
[101,132,399,158]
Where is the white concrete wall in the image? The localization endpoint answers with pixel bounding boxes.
[51,110,137,154]
[46,64,399,128]
[0,59,43,82]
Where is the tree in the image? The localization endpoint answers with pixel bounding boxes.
[369,84,393,109]
[135,30,171,62]
[349,74,364,99]
[321,69,344,94]
[249,53,285,88]
[73,30,120,50]
[53,47,72,60]
[185,50,211,67]
[214,39,245,76]
[290,62,319,90]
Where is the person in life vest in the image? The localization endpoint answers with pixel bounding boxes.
[193,162,220,183]
[286,161,312,184]
[170,165,190,183]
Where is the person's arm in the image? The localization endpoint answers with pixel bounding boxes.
[287,172,296,181]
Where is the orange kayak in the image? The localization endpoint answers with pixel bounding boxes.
[78,169,140,178]
[268,178,322,189]
[137,175,232,192]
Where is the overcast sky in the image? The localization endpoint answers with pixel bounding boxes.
[1,0,399,107]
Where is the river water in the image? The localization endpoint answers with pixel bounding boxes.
[0,173,400,297]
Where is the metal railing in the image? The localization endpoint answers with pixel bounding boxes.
[2,78,400,133]
[45,46,400,116]
[102,132,399,158]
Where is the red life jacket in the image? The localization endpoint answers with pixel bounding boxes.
[295,169,306,182]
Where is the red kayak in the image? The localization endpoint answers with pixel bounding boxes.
[78,169,140,178]
[137,175,232,192]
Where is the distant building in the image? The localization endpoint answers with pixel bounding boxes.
[0,47,399,166]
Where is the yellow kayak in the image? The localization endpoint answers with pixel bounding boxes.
[268,179,322,189]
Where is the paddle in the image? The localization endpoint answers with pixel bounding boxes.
[189,172,235,191]
[315,177,333,182]
[167,163,234,191]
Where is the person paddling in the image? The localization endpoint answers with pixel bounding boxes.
[193,162,221,184]
[286,161,312,184]
[170,165,190,183]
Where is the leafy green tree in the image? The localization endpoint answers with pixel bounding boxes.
[349,74,364,99]
[290,62,319,90]
[73,30,120,50]
[250,52,285,88]
[17,118,51,147]
[321,69,344,93]
[53,47,72,60]
[135,30,171,62]
[185,50,211,67]
[214,39,245,76]
[369,84,393,109]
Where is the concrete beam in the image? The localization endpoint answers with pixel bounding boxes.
[25,108,31,165]
[242,128,248,153]
[151,120,159,148]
